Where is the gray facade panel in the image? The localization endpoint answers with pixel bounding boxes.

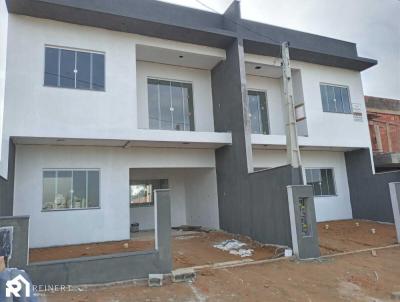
[345,148,400,223]
[6,0,377,71]
[212,39,303,247]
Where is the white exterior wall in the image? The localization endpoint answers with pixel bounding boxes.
[246,75,285,135]
[136,61,214,132]
[129,169,188,230]
[253,150,353,222]
[0,2,8,158]
[14,145,216,248]
[245,54,372,150]
[129,168,219,230]
[0,15,224,177]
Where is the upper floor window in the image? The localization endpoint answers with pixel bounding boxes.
[320,84,351,114]
[147,79,194,131]
[44,46,105,91]
[248,90,269,134]
[305,168,336,197]
[43,169,100,211]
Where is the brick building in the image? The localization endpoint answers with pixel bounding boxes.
[365,96,400,171]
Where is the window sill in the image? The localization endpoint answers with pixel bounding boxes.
[41,207,101,212]
[313,195,338,198]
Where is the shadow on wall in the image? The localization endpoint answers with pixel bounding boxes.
[345,148,400,223]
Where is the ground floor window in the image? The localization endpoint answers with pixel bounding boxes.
[305,168,336,197]
[42,169,100,210]
[130,179,169,206]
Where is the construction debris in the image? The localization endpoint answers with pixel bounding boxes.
[148,274,163,287]
[371,250,377,257]
[325,224,329,230]
[213,240,254,258]
[171,268,196,283]
[371,228,376,234]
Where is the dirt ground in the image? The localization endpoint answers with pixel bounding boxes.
[30,219,397,265]
[318,219,397,255]
[41,246,400,302]
[30,231,278,268]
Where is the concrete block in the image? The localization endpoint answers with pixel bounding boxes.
[171,268,196,283]
[391,291,400,300]
[148,274,163,287]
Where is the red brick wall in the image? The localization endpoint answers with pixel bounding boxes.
[368,111,400,153]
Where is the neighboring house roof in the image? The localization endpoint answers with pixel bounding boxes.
[5,0,377,71]
[365,96,400,114]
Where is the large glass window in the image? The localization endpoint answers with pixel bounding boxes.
[130,179,168,206]
[147,79,194,131]
[305,168,336,197]
[44,46,105,91]
[248,90,269,134]
[320,84,351,114]
[42,169,100,210]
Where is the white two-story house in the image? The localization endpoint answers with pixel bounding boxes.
[0,0,378,249]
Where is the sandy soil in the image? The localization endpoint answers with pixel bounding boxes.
[42,246,400,302]
[318,219,397,255]
[29,231,277,268]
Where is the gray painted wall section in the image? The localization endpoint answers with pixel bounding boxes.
[5,0,376,71]
[0,140,15,217]
[0,216,29,268]
[389,183,400,242]
[345,148,400,223]
[249,167,303,246]
[26,190,173,285]
[287,185,320,259]
[212,39,303,247]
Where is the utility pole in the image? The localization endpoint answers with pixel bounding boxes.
[281,41,302,168]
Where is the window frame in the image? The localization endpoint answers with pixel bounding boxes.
[146,77,195,131]
[43,45,106,92]
[304,167,337,197]
[129,178,169,207]
[247,89,270,135]
[42,168,101,212]
[319,83,352,114]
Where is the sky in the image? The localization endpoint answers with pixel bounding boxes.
[159,0,400,100]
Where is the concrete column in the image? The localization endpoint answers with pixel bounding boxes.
[154,189,172,273]
[0,216,29,268]
[389,182,400,242]
[287,185,320,259]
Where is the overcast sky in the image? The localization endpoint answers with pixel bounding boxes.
[160,0,400,100]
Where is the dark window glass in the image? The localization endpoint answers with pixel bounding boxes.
[44,48,59,87]
[306,168,336,196]
[42,169,100,210]
[248,90,269,134]
[320,84,351,114]
[76,51,91,90]
[44,47,104,91]
[87,171,100,208]
[92,53,105,90]
[148,80,160,129]
[147,79,194,131]
[60,49,75,88]
[43,171,56,209]
[72,170,87,208]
